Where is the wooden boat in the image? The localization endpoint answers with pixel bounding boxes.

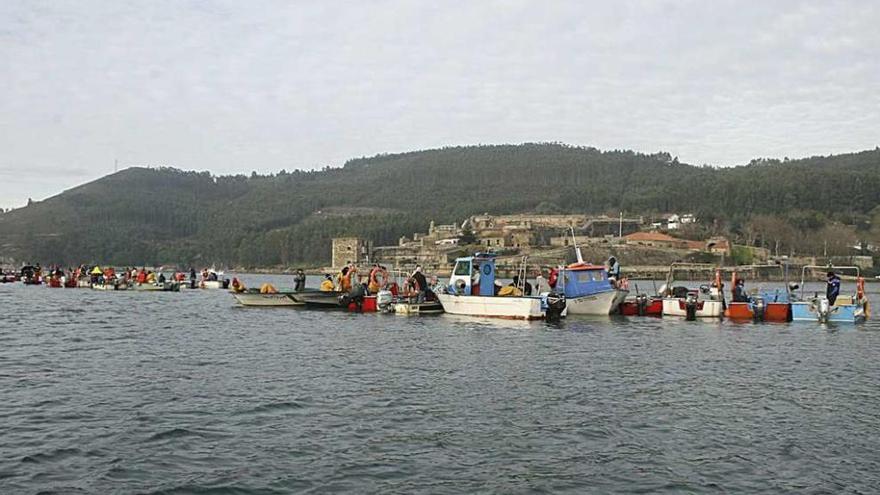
[437,253,565,320]
[232,290,302,307]
[660,263,724,319]
[791,265,868,323]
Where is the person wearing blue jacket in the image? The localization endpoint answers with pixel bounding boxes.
[826,271,841,305]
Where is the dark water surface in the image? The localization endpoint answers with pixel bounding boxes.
[2,275,880,494]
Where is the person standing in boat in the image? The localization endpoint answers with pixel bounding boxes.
[293,269,306,292]
[471,264,481,295]
[732,278,751,303]
[535,270,551,294]
[411,265,428,303]
[827,271,841,305]
[607,256,621,287]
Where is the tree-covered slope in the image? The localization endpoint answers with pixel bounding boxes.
[1,143,878,267]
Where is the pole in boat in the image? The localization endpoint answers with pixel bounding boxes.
[569,226,584,264]
[618,211,623,238]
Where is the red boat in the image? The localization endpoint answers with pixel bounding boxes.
[619,294,663,316]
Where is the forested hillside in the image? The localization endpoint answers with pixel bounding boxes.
[2,143,879,267]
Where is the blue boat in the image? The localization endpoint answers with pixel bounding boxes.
[790,265,869,323]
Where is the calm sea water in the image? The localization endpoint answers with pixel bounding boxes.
[2,274,880,494]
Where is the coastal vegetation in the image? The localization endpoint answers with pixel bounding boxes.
[1,144,879,267]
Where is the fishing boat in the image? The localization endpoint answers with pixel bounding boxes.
[723,266,792,322]
[556,229,627,315]
[790,266,869,323]
[556,261,625,315]
[436,253,565,320]
[232,290,302,307]
[660,263,725,319]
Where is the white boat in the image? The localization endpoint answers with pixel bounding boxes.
[662,297,724,318]
[437,253,565,320]
[660,263,725,319]
[437,293,545,319]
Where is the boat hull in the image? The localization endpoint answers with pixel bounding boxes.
[619,297,663,316]
[662,298,723,318]
[393,301,444,315]
[437,294,545,320]
[232,292,302,307]
[791,301,866,323]
[565,289,619,315]
[724,301,791,322]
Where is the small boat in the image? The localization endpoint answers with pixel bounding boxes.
[619,292,664,316]
[232,290,303,307]
[133,282,180,292]
[724,267,792,322]
[556,231,627,315]
[436,253,565,320]
[660,263,724,319]
[790,266,869,323]
[392,300,444,315]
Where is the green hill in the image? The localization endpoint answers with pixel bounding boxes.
[2,143,879,267]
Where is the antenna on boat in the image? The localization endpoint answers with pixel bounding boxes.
[569,226,584,264]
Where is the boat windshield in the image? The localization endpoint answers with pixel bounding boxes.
[453,261,471,276]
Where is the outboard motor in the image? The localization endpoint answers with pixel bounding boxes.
[685,292,699,321]
[636,293,649,316]
[222,278,230,289]
[376,289,394,313]
[752,296,766,322]
[816,297,831,322]
[545,291,566,322]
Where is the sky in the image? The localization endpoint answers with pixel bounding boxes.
[1,0,878,209]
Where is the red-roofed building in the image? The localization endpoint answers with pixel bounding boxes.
[624,232,690,249]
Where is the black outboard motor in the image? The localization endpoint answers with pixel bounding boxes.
[222,278,230,289]
[685,292,699,321]
[343,283,366,312]
[752,296,766,322]
[545,291,566,323]
[636,293,649,316]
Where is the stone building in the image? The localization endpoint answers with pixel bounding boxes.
[331,237,372,269]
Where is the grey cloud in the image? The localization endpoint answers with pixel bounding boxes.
[0,0,878,208]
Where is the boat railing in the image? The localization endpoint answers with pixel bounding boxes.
[798,265,861,301]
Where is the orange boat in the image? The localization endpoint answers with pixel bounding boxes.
[723,270,791,322]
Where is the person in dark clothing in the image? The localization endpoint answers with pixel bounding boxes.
[511,275,533,296]
[732,278,750,303]
[827,271,841,305]
[411,266,428,303]
[293,269,306,292]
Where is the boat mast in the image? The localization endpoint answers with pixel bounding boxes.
[569,226,585,264]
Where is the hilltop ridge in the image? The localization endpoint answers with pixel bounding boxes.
[1,143,879,267]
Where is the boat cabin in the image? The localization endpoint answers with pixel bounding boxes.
[558,263,613,298]
[448,253,497,296]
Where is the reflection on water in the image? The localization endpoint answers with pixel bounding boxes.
[1,275,879,493]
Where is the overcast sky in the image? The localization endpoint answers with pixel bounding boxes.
[1,0,878,209]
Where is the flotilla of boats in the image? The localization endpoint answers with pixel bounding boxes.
[2,257,871,324]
